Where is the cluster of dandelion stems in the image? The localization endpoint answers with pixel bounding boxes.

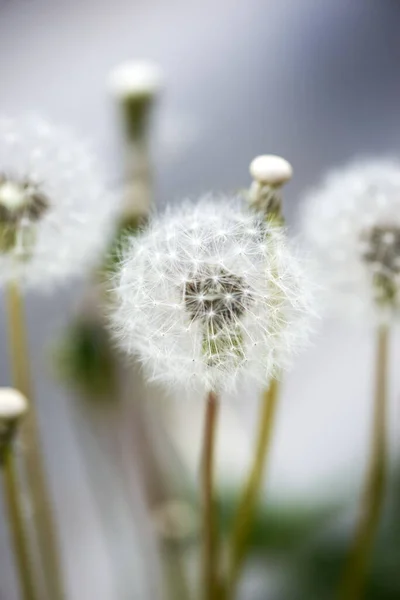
[5,282,65,600]
[337,226,393,600]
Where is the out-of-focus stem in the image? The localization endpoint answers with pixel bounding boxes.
[226,378,279,598]
[201,390,220,600]
[1,445,39,600]
[6,281,65,600]
[339,324,388,600]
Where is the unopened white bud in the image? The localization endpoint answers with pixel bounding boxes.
[108,60,163,99]
[0,388,27,421]
[250,155,293,187]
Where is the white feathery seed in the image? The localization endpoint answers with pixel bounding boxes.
[0,115,117,290]
[301,158,400,320]
[112,196,315,393]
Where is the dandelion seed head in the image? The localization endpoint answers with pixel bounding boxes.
[0,115,116,290]
[112,196,316,393]
[301,158,400,320]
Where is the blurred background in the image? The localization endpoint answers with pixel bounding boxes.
[1,1,400,598]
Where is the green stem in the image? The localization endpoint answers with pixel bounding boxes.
[226,378,280,598]
[339,324,388,600]
[201,391,220,600]
[1,447,39,600]
[6,281,65,600]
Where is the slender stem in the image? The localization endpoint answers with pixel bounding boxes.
[226,378,280,598]
[339,324,388,600]
[201,390,220,600]
[6,281,65,600]
[163,548,192,600]
[1,447,38,600]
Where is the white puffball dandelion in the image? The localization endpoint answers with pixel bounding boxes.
[112,196,315,393]
[0,115,116,289]
[301,158,400,320]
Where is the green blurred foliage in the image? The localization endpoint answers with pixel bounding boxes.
[219,490,340,557]
[55,318,118,401]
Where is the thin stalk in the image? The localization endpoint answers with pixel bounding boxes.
[201,390,220,600]
[162,548,192,600]
[1,448,38,600]
[6,281,65,600]
[339,324,388,600]
[226,378,280,598]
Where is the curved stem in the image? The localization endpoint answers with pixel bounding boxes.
[339,324,388,600]
[1,448,38,600]
[201,391,220,600]
[226,378,280,598]
[6,282,65,600]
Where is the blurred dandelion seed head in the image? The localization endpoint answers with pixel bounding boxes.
[0,115,116,289]
[112,196,315,393]
[302,158,400,319]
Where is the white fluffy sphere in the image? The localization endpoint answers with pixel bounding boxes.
[112,196,315,393]
[0,115,117,290]
[302,158,400,320]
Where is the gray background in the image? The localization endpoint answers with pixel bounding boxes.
[1,1,400,598]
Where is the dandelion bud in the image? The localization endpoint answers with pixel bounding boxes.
[0,388,27,463]
[108,61,163,222]
[108,60,163,141]
[250,155,293,187]
[248,155,292,221]
[112,196,315,393]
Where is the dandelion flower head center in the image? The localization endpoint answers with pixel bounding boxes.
[360,224,400,303]
[0,174,49,225]
[0,174,49,224]
[0,173,49,255]
[183,266,252,328]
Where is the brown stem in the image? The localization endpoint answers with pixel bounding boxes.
[339,324,388,600]
[6,281,65,600]
[201,390,220,600]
